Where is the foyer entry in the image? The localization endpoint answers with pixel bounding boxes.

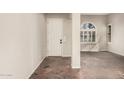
[47,18,63,56]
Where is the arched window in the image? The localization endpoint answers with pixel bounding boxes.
[80,23,96,43]
[81,23,96,30]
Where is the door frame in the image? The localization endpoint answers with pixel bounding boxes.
[47,18,63,56]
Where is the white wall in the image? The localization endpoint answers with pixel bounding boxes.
[81,15,107,51]
[0,13,47,78]
[30,14,47,77]
[107,14,124,56]
[46,13,72,56]
[63,19,72,56]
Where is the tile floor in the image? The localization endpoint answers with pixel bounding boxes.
[30,52,124,79]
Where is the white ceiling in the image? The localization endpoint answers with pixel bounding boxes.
[81,13,110,15]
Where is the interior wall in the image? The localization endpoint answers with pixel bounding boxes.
[31,14,47,76]
[107,14,124,56]
[63,18,72,56]
[81,15,107,51]
[0,13,47,78]
[46,13,72,56]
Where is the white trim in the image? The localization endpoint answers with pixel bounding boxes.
[72,66,81,69]
[109,50,124,56]
[28,56,46,79]
[80,42,97,44]
[80,50,99,52]
[72,13,81,68]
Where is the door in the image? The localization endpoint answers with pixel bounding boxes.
[47,18,63,56]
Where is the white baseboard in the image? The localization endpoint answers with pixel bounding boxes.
[28,56,46,79]
[109,50,124,56]
[71,63,81,69]
[80,50,99,52]
[72,66,81,69]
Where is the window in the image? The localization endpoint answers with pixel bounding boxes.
[92,31,95,42]
[108,25,111,42]
[80,23,96,43]
[81,23,95,30]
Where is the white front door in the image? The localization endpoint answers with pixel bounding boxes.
[47,18,63,56]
